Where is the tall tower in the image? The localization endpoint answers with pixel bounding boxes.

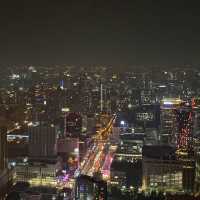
[174,105,195,193]
[160,98,182,144]
[175,107,193,152]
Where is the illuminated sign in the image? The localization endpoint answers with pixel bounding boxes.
[62,107,70,112]
[163,101,174,105]
[161,98,182,109]
[136,112,154,121]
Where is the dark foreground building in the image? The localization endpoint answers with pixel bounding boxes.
[75,175,107,200]
[0,127,13,199]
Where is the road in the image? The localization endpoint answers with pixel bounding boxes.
[80,115,116,178]
[101,152,113,180]
[52,115,116,191]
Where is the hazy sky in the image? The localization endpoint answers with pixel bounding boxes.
[0,0,200,66]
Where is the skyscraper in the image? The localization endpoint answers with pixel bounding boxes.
[174,104,195,193]
[160,98,182,144]
[175,108,193,151]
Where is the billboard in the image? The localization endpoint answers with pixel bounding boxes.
[134,105,160,128]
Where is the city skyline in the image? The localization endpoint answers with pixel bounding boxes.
[1,65,200,199]
[1,1,200,199]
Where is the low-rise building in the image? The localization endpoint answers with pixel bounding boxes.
[142,145,195,193]
[15,162,56,187]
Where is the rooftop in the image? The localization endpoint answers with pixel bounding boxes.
[142,145,176,160]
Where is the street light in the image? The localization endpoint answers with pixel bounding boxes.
[120,120,125,126]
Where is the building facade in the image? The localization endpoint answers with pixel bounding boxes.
[28,124,57,158]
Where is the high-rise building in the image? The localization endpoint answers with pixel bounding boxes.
[160,98,182,144]
[191,98,200,136]
[173,102,196,193]
[174,107,193,151]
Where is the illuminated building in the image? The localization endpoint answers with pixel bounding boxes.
[134,104,160,129]
[160,98,182,144]
[115,133,143,162]
[194,101,200,192]
[115,105,160,134]
[15,162,56,187]
[192,98,200,136]
[174,107,193,152]
[75,175,107,200]
[140,90,154,105]
[142,145,183,193]
[143,145,195,193]
[110,160,142,191]
[174,104,196,193]
[110,133,143,190]
[110,161,129,189]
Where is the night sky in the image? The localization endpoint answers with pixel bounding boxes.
[0,0,200,66]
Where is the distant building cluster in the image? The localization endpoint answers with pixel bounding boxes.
[1,65,200,199]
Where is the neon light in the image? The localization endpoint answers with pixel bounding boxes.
[163,101,174,105]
